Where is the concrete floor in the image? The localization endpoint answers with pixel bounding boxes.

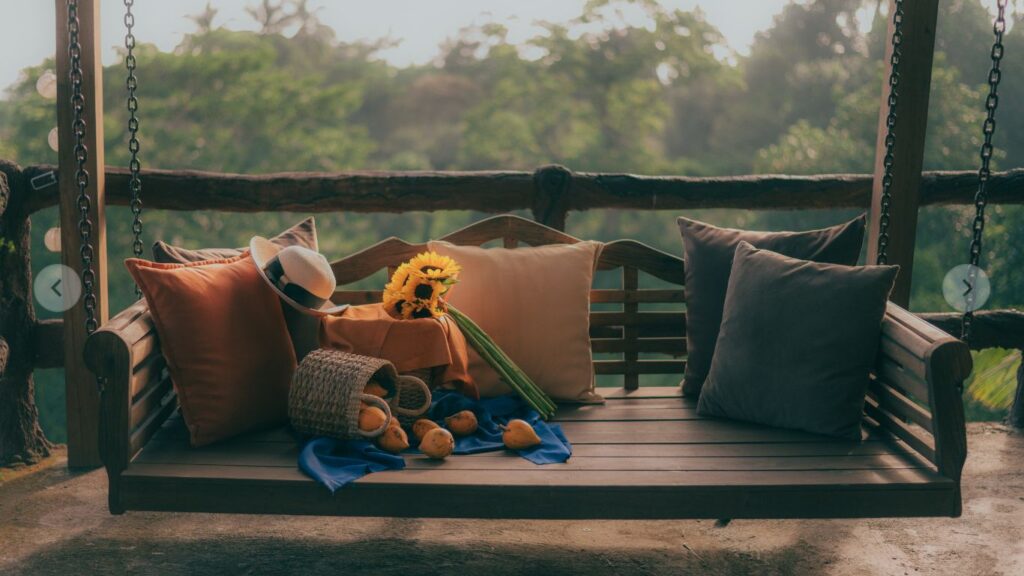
[1,422,1021,576]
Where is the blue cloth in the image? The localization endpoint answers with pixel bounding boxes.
[424,389,573,465]
[298,390,572,491]
[298,437,405,493]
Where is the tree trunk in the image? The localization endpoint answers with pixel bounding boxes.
[0,162,51,465]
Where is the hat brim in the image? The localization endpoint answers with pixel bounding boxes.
[249,236,348,317]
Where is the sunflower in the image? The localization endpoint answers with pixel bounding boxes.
[382,251,461,320]
[407,251,460,283]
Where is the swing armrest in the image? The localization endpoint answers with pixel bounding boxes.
[84,299,174,514]
[874,303,972,487]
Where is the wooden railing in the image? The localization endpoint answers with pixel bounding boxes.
[1,161,1023,466]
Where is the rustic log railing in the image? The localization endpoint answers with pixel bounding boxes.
[15,164,1024,220]
[1,160,1023,466]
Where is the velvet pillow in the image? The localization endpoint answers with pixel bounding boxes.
[126,254,297,446]
[677,214,866,397]
[152,216,317,264]
[427,240,604,402]
[696,242,897,439]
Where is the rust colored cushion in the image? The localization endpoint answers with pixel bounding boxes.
[677,214,866,397]
[427,240,604,402]
[125,253,297,446]
[319,304,479,399]
[152,217,317,264]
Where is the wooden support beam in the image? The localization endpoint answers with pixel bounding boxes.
[56,0,107,468]
[17,165,1024,217]
[867,0,940,306]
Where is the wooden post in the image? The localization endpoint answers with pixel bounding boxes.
[867,0,940,307]
[532,165,571,231]
[56,0,107,468]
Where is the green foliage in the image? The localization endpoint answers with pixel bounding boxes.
[1,0,1022,439]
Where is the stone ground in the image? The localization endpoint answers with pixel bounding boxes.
[1,422,1021,576]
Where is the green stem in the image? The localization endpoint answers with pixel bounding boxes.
[449,307,557,418]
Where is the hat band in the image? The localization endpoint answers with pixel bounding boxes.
[264,255,329,311]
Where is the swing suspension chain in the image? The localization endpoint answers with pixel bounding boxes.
[962,0,1007,344]
[68,0,99,336]
[876,0,905,266]
[125,0,144,295]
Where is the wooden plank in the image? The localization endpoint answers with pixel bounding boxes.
[123,461,943,488]
[591,337,685,355]
[140,431,899,458]
[18,163,1024,217]
[135,445,928,473]
[130,353,166,399]
[603,386,684,399]
[865,397,936,464]
[590,311,685,327]
[130,398,178,457]
[876,355,930,401]
[880,334,928,381]
[117,472,958,519]
[590,324,685,339]
[130,376,173,430]
[56,0,107,468]
[869,379,933,433]
[594,360,686,375]
[599,240,685,285]
[590,289,685,303]
[866,0,940,305]
[554,405,698,421]
[155,416,840,445]
[623,266,639,390]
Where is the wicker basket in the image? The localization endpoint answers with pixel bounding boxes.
[289,349,431,439]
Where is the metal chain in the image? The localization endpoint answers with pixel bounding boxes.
[68,0,99,336]
[962,0,1008,344]
[876,0,905,266]
[124,0,144,297]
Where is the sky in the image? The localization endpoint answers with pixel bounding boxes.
[0,0,1012,95]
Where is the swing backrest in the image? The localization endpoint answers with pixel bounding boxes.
[329,214,686,390]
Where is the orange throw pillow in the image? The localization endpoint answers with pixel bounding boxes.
[126,254,297,446]
[427,240,604,403]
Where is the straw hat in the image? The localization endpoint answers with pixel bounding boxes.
[250,236,348,316]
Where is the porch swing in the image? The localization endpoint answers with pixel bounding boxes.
[78,0,1008,518]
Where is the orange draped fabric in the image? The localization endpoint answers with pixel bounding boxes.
[319,304,478,399]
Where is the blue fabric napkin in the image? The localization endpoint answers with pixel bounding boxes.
[425,389,573,465]
[298,437,405,493]
[298,389,572,491]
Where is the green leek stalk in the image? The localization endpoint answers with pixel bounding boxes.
[448,306,557,419]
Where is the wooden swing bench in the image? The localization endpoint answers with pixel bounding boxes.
[84,215,971,519]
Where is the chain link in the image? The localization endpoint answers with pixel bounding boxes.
[68,0,99,336]
[124,0,144,297]
[876,0,904,265]
[962,0,1007,345]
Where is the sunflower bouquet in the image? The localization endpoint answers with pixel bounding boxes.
[383,251,461,320]
[383,251,557,419]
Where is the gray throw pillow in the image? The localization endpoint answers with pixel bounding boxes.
[696,242,897,440]
[677,214,866,397]
[152,216,318,264]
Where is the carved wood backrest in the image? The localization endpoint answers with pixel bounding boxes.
[329,214,686,390]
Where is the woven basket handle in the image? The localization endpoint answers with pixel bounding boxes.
[357,394,393,438]
[392,374,432,416]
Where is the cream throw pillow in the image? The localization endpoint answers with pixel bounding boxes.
[428,240,604,403]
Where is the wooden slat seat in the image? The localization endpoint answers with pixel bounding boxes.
[84,215,972,519]
[118,386,956,519]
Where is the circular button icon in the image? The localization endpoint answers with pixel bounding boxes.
[942,264,991,313]
[35,264,82,313]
